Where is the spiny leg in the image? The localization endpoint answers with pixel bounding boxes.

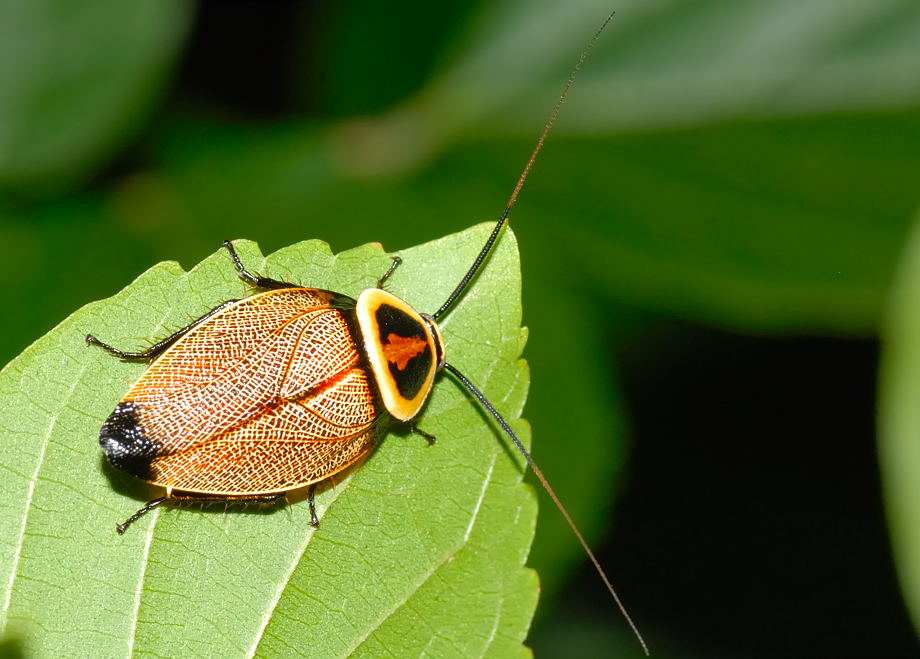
[116,492,287,534]
[116,497,166,534]
[90,241,299,360]
[90,240,297,360]
[222,240,299,290]
[377,256,402,289]
[86,299,238,361]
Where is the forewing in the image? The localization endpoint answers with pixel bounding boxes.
[123,288,360,454]
[149,367,379,493]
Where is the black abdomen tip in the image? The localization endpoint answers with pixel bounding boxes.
[99,402,157,480]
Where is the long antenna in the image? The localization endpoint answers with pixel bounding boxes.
[442,363,649,655]
[431,11,615,321]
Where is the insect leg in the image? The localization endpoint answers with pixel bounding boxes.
[115,492,288,534]
[86,299,239,361]
[377,256,402,289]
[116,496,167,534]
[308,483,319,527]
[222,240,299,290]
[407,424,436,446]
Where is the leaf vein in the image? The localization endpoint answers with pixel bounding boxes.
[125,506,160,658]
[244,483,348,659]
[346,455,496,656]
[0,358,89,630]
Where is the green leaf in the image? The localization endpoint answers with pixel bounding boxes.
[0,0,192,195]
[330,0,920,174]
[0,225,537,657]
[517,112,920,333]
[879,208,920,632]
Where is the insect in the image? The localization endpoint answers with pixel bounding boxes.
[86,11,648,655]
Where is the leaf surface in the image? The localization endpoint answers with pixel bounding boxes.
[0,225,537,657]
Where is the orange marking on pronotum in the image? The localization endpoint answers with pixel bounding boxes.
[382,333,428,371]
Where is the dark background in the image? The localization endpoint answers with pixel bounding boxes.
[3,1,920,656]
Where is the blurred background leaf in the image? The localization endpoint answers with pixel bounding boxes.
[0,0,192,195]
[1,0,919,656]
[879,206,920,634]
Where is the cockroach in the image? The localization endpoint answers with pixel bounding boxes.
[87,12,648,654]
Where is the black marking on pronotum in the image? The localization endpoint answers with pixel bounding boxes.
[375,303,433,400]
